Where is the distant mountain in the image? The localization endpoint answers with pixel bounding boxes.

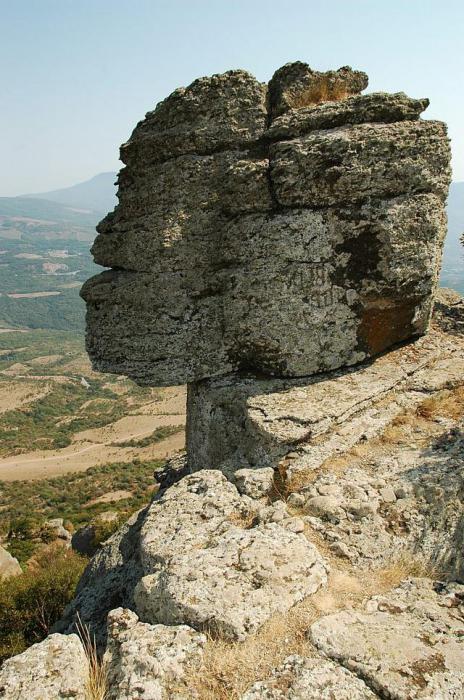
[0,196,101,230]
[441,182,464,294]
[24,172,117,215]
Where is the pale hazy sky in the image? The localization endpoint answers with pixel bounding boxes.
[1,0,463,195]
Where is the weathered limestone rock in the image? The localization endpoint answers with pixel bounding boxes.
[234,467,275,499]
[104,608,205,699]
[135,520,326,641]
[187,298,464,475]
[82,62,451,385]
[266,92,430,139]
[241,654,377,699]
[0,545,21,580]
[42,518,71,542]
[310,579,464,699]
[288,416,464,578]
[0,634,87,699]
[267,62,368,118]
[60,470,327,643]
[56,507,146,644]
[270,122,449,206]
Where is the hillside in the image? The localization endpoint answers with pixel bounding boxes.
[25,172,117,214]
[0,198,101,331]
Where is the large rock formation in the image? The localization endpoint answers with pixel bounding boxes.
[2,64,460,699]
[58,470,328,643]
[82,62,451,385]
[187,291,464,476]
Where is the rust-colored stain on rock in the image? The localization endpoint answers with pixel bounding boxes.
[358,298,420,355]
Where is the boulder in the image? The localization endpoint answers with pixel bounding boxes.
[0,634,87,699]
[71,524,95,556]
[81,63,450,386]
[0,545,21,580]
[71,511,120,556]
[60,471,327,643]
[42,518,71,542]
[135,519,326,641]
[104,608,205,699]
[310,578,464,699]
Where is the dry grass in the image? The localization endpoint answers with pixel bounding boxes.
[379,424,412,445]
[283,467,317,496]
[227,508,258,529]
[416,386,464,421]
[289,79,350,109]
[190,598,318,700]
[373,551,438,590]
[76,615,108,700]
[190,548,433,699]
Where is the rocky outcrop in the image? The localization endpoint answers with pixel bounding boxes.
[60,470,327,643]
[0,634,87,699]
[310,579,464,699]
[81,62,451,385]
[187,293,464,476]
[0,545,21,580]
[3,63,460,699]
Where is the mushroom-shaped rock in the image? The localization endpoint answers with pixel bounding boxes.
[82,63,450,386]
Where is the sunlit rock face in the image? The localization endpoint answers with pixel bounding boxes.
[81,62,451,386]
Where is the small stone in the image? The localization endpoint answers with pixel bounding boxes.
[379,486,397,503]
[345,500,377,520]
[394,484,413,499]
[287,492,305,508]
[283,517,305,533]
[305,496,346,523]
[234,467,275,500]
[330,541,353,559]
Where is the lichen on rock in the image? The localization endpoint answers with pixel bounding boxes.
[81,61,451,386]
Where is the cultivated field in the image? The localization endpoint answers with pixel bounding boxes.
[0,329,186,481]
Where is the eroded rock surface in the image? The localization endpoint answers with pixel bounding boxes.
[60,470,327,643]
[82,62,450,385]
[104,608,205,699]
[0,634,87,699]
[242,655,377,699]
[187,293,464,475]
[310,579,464,699]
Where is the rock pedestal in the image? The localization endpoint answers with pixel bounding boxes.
[81,62,451,386]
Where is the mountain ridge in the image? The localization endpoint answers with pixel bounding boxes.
[22,172,117,215]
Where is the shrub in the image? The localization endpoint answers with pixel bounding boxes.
[0,545,87,662]
[91,517,122,550]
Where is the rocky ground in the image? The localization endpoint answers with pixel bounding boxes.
[0,289,462,699]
